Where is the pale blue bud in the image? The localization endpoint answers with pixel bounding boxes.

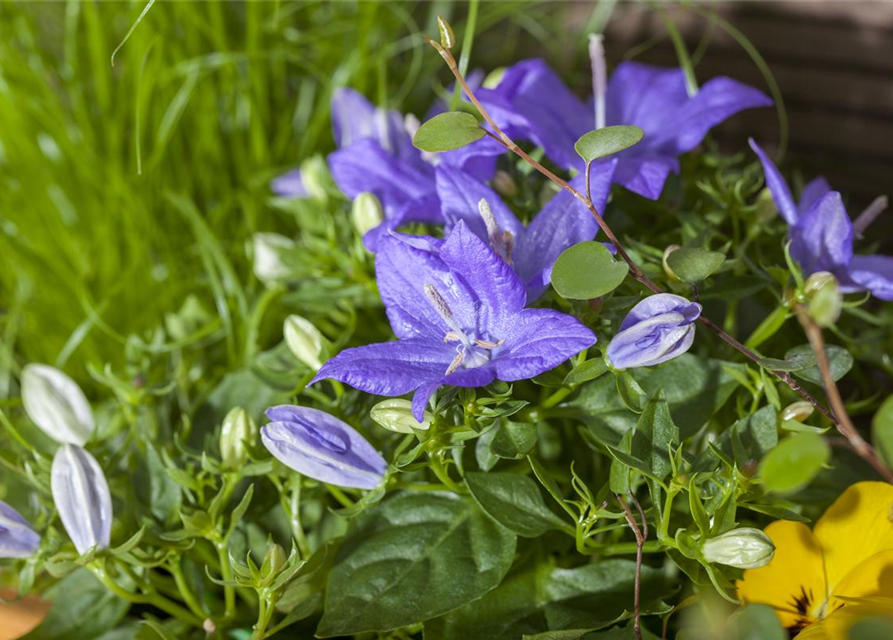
[0,500,40,558]
[21,364,94,445]
[607,294,702,370]
[51,444,112,555]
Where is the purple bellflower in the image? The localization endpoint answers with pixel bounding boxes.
[0,500,40,558]
[435,160,617,300]
[751,139,893,300]
[51,444,112,555]
[476,41,771,200]
[262,405,387,490]
[311,221,597,421]
[607,294,702,370]
[273,88,504,250]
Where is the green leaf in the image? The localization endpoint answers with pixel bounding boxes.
[784,344,853,384]
[723,603,786,640]
[615,370,646,414]
[609,430,634,494]
[317,492,516,636]
[872,395,893,467]
[551,242,629,300]
[412,112,486,152]
[466,472,571,537]
[665,247,725,284]
[848,617,893,640]
[574,125,644,163]
[21,569,130,640]
[564,358,609,385]
[135,442,181,525]
[631,390,679,480]
[491,421,538,459]
[757,351,817,373]
[759,432,830,494]
[712,405,778,466]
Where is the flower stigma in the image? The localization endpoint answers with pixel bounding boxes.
[478,198,514,264]
[423,283,503,374]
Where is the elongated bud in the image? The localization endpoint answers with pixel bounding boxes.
[22,364,94,446]
[51,444,112,555]
[220,407,256,469]
[781,401,814,423]
[662,245,682,282]
[805,271,841,328]
[284,315,325,371]
[261,543,287,581]
[299,156,329,201]
[262,405,387,490]
[351,192,384,237]
[252,233,296,283]
[0,500,40,558]
[491,171,518,198]
[607,294,702,370]
[370,399,432,433]
[701,527,775,569]
[437,16,456,50]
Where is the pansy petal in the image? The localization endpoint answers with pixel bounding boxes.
[737,520,827,630]
[794,597,893,640]
[799,176,833,216]
[435,165,523,240]
[790,191,854,276]
[750,139,798,225]
[828,549,893,614]
[271,169,309,198]
[491,308,596,381]
[439,220,528,331]
[311,338,453,397]
[848,254,893,301]
[412,366,496,422]
[814,481,893,595]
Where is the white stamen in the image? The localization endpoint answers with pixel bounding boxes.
[424,284,471,348]
[375,108,392,153]
[589,34,607,131]
[853,195,888,239]
[445,350,464,376]
[478,198,500,241]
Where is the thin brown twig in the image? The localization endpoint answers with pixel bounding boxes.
[616,493,646,640]
[794,305,893,483]
[425,35,845,431]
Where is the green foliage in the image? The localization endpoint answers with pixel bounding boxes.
[759,432,831,494]
[574,126,644,163]
[413,112,486,151]
[665,247,726,284]
[552,242,629,300]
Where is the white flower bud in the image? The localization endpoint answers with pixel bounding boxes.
[220,407,256,469]
[299,156,330,201]
[662,245,682,282]
[805,271,841,328]
[702,527,775,569]
[252,233,296,283]
[351,192,384,237]
[781,401,814,423]
[51,444,112,555]
[370,399,432,433]
[284,315,325,371]
[21,364,94,446]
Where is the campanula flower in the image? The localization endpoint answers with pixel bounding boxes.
[261,405,387,490]
[435,160,616,300]
[21,363,94,446]
[0,500,40,558]
[607,294,702,369]
[312,221,597,420]
[274,88,504,250]
[476,49,771,199]
[737,481,893,637]
[51,444,112,555]
[751,139,893,300]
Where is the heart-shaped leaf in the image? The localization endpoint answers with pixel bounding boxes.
[574,125,644,163]
[666,247,726,284]
[412,112,486,152]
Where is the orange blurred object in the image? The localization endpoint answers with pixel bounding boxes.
[0,590,49,640]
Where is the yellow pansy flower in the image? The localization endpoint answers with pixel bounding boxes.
[737,482,893,638]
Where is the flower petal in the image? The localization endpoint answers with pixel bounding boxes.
[612,154,679,200]
[331,88,414,162]
[412,366,496,421]
[51,444,112,555]
[618,294,701,332]
[439,137,506,182]
[271,169,309,198]
[799,177,833,217]
[22,364,95,446]
[492,308,596,381]
[0,500,40,558]
[790,191,854,277]
[848,254,893,301]
[311,338,453,397]
[606,63,689,138]
[750,138,798,225]
[435,165,524,240]
[794,597,893,640]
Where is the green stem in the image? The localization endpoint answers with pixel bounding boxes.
[429,453,466,494]
[327,485,356,508]
[251,593,277,640]
[542,385,575,409]
[169,560,208,620]
[244,285,283,362]
[217,542,237,620]
[584,540,668,555]
[450,0,479,111]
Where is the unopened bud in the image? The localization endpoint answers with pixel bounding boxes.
[220,407,256,469]
[299,156,329,201]
[370,399,432,434]
[351,192,384,237]
[483,67,506,89]
[701,527,775,569]
[805,271,841,327]
[781,401,814,423]
[284,315,325,371]
[436,16,455,50]
[252,233,296,283]
[492,171,518,198]
[21,364,94,446]
[51,444,112,555]
[261,543,287,580]
[662,245,682,282]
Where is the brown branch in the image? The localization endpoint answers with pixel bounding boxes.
[617,493,646,640]
[424,34,841,431]
[794,305,893,483]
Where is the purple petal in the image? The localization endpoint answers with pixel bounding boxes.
[271,169,309,198]
[411,366,496,422]
[790,191,854,276]
[491,308,596,381]
[619,293,702,332]
[612,154,679,200]
[262,406,386,490]
[798,177,833,217]
[439,220,528,332]
[331,88,414,162]
[608,316,697,370]
[606,63,689,138]
[311,338,452,397]
[849,254,893,300]
[749,139,797,225]
[0,500,40,558]
[439,137,506,181]
[436,165,523,240]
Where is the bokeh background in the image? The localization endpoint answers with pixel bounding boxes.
[1,0,889,397]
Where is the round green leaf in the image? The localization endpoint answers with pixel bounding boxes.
[412,112,486,152]
[723,604,786,640]
[784,344,854,384]
[759,432,829,494]
[574,125,644,163]
[872,395,893,468]
[551,241,629,300]
[666,247,726,284]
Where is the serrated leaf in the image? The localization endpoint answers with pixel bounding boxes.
[574,125,643,163]
[412,112,486,152]
[466,472,571,537]
[759,432,830,494]
[666,247,725,284]
[551,241,629,300]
